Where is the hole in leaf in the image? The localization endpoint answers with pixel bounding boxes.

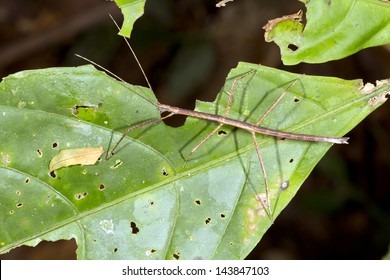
[294,97,300,103]
[287,43,299,51]
[205,217,211,225]
[130,221,140,234]
[217,129,227,137]
[36,149,43,157]
[49,171,57,179]
[289,158,294,163]
[149,200,155,206]
[146,248,157,256]
[162,168,169,177]
[98,184,106,191]
[9,210,14,215]
[161,112,186,127]
[75,192,87,200]
[16,190,21,196]
[72,104,99,115]
[195,199,201,206]
[110,159,122,169]
[52,142,58,149]
[113,248,118,253]
[220,213,226,219]
[16,202,23,208]
[172,252,180,260]
[25,178,30,184]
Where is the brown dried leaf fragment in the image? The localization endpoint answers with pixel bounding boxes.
[49,146,104,172]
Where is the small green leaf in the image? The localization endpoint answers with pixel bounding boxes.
[0,64,388,259]
[114,0,146,37]
[264,0,390,65]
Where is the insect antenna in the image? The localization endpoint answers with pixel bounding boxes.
[108,14,153,92]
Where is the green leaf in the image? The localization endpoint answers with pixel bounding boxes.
[264,0,390,65]
[114,0,146,37]
[0,63,388,259]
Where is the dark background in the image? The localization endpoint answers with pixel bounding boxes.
[1,0,389,260]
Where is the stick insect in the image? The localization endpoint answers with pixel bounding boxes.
[76,20,349,220]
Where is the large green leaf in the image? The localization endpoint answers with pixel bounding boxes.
[0,63,388,259]
[264,0,390,65]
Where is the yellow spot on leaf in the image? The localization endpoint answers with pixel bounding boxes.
[49,146,104,172]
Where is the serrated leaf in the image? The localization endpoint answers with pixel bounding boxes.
[264,0,390,65]
[114,0,146,37]
[0,63,388,259]
[49,147,104,172]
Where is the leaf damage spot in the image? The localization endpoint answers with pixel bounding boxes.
[15,190,21,196]
[361,79,390,107]
[52,142,58,149]
[98,183,106,191]
[162,167,169,177]
[263,10,303,42]
[74,192,88,200]
[49,146,104,172]
[16,202,23,208]
[36,149,43,158]
[1,152,11,166]
[130,221,140,234]
[24,178,30,184]
[49,171,57,179]
[9,210,14,215]
[217,129,228,137]
[368,92,389,107]
[17,100,26,109]
[205,217,211,225]
[194,199,201,206]
[110,159,123,169]
[72,104,100,120]
[287,44,299,51]
[145,249,156,256]
[281,180,290,190]
[220,213,226,219]
[99,219,114,235]
[113,248,118,253]
[172,252,180,260]
[255,193,270,218]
